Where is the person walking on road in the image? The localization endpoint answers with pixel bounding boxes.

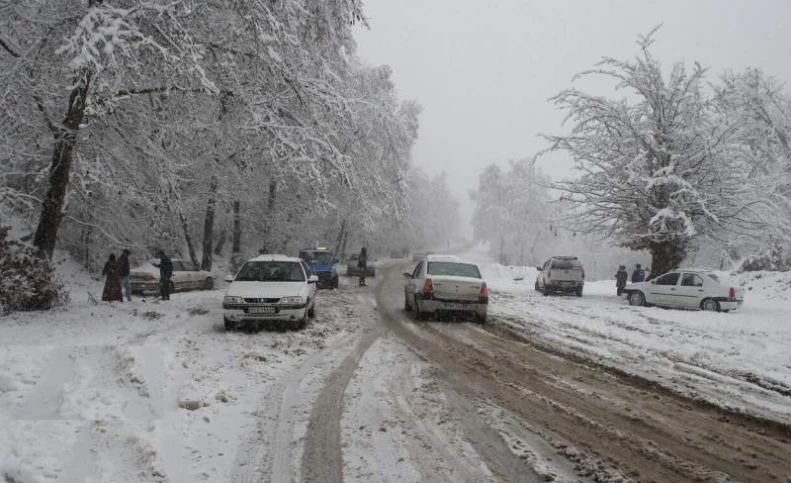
[101,254,123,302]
[158,251,173,301]
[615,265,628,296]
[119,249,132,302]
[357,247,368,287]
[631,264,646,283]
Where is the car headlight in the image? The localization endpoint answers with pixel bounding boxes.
[279,296,303,305]
[224,296,244,304]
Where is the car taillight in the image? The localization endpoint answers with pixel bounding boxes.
[729,287,735,300]
[144,274,156,282]
[422,278,434,296]
[480,282,488,298]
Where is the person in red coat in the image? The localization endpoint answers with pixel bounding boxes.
[102,254,123,302]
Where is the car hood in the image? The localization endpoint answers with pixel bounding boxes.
[226,281,306,298]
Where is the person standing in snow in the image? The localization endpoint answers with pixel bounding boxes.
[357,247,368,287]
[119,249,132,302]
[631,264,645,283]
[101,254,123,302]
[158,251,173,301]
[615,265,628,296]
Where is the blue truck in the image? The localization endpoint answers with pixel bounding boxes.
[298,247,339,289]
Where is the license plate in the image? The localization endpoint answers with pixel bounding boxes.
[248,306,275,315]
[444,303,469,311]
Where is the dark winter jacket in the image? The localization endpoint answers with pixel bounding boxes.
[159,255,173,280]
[616,269,628,287]
[357,250,368,269]
[631,268,645,283]
[119,253,130,277]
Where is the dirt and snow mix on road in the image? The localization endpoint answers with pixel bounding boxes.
[0,261,372,483]
[471,257,791,424]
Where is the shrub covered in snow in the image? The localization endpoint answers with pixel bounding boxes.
[0,225,68,314]
[738,242,790,273]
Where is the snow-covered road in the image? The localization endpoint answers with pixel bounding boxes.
[2,260,790,483]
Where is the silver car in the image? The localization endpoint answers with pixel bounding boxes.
[403,255,488,323]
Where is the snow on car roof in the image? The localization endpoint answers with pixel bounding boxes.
[249,254,299,262]
[425,254,465,263]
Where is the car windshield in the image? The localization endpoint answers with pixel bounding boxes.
[427,262,481,278]
[551,258,582,269]
[235,261,305,282]
[300,251,334,264]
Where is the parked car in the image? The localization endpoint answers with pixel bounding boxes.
[298,248,339,289]
[130,258,214,295]
[535,256,585,296]
[222,254,318,330]
[404,254,488,323]
[346,253,376,278]
[623,269,744,312]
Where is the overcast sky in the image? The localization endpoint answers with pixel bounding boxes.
[354,0,791,227]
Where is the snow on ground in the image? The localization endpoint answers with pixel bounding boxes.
[468,259,791,424]
[0,265,367,483]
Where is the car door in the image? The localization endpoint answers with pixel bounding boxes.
[678,272,706,309]
[301,261,316,303]
[406,261,424,301]
[648,272,682,307]
[182,261,201,289]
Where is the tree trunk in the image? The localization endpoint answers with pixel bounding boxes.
[648,240,687,280]
[214,228,227,256]
[261,178,277,252]
[33,69,92,259]
[200,178,218,271]
[334,219,347,254]
[178,209,199,267]
[339,230,349,261]
[231,200,242,270]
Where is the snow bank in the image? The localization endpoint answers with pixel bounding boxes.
[479,262,791,424]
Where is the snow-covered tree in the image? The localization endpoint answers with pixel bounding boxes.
[543,30,779,277]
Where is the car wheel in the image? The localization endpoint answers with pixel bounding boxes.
[308,301,316,319]
[575,287,583,297]
[204,277,214,290]
[534,281,540,291]
[701,298,720,312]
[412,296,424,321]
[542,284,551,296]
[404,295,411,311]
[628,291,646,307]
[224,317,236,332]
[475,312,487,324]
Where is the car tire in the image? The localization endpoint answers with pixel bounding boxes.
[701,298,720,312]
[224,317,236,332]
[475,313,487,324]
[204,277,214,290]
[575,287,583,297]
[413,296,424,321]
[308,301,316,319]
[542,284,551,296]
[534,281,540,291]
[404,295,411,311]
[628,291,646,307]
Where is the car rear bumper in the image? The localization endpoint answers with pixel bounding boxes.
[715,299,743,311]
[131,282,160,294]
[547,281,584,291]
[418,297,487,316]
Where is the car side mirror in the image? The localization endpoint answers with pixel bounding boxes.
[403,272,412,278]
[308,275,319,284]
[224,275,234,283]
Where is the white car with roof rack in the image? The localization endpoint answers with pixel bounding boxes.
[403,254,488,323]
[222,254,318,331]
[535,256,585,296]
[623,268,744,312]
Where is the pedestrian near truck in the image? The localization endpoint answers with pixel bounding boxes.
[615,265,628,296]
[119,249,132,302]
[158,251,173,301]
[358,247,368,286]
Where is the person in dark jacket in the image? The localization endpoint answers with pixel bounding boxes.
[119,249,132,302]
[158,251,173,300]
[357,247,368,286]
[631,264,645,283]
[101,254,123,302]
[615,265,628,296]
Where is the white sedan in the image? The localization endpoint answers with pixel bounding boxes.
[222,254,318,331]
[624,269,744,312]
[404,254,488,323]
[130,258,214,295]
